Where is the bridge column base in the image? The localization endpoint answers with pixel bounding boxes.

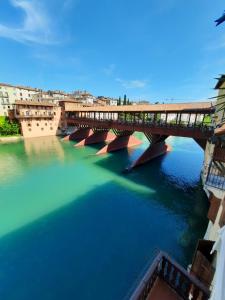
[63,128,93,141]
[128,142,171,170]
[96,134,142,155]
[194,138,207,150]
[75,130,116,147]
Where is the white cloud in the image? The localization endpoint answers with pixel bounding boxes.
[116,78,148,89]
[0,0,55,44]
[103,64,116,76]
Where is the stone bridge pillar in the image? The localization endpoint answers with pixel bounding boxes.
[75,128,116,147]
[96,130,142,155]
[63,126,93,141]
[194,139,207,150]
[127,133,170,170]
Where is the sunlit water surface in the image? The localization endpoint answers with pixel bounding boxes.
[0,134,208,300]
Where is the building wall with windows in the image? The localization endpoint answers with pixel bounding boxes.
[0,84,17,116]
[0,83,41,116]
[14,101,61,138]
[196,75,225,298]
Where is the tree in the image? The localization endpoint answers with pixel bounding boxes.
[0,117,20,136]
[123,94,127,105]
[118,97,121,106]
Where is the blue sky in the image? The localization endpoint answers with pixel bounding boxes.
[0,0,224,102]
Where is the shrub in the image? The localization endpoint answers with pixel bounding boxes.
[0,116,20,136]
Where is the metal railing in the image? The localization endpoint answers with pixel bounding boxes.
[66,116,214,133]
[16,112,54,118]
[206,160,225,190]
[129,252,210,300]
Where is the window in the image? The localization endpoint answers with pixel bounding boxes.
[28,123,31,127]
[28,128,32,131]
[36,123,39,126]
[20,93,22,96]
[41,128,44,131]
[45,123,47,126]
[50,127,53,130]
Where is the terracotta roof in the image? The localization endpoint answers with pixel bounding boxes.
[59,99,82,104]
[65,102,214,113]
[0,82,41,92]
[15,100,56,107]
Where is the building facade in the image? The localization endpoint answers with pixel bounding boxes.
[13,100,61,138]
[95,96,118,106]
[0,83,41,116]
[190,75,225,300]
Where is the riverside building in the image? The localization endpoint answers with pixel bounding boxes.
[0,83,41,116]
[127,76,225,300]
[12,100,61,138]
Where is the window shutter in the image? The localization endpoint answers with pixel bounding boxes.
[219,198,225,227]
[191,250,215,288]
[207,194,221,223]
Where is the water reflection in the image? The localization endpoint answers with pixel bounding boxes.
[0,151,24,184]
[24,136,65,162]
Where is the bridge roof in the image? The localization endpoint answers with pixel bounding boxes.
[67,102,214,113]
[15,100,56,107]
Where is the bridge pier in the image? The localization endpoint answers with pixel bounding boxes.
[63,127,93,141]
[96,130,142,155]
[75,129,116,147]
[127,134,170,170]
[194,139,207,150]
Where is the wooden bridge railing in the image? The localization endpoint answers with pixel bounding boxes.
[66,116,214,131]
[128,252,210,300]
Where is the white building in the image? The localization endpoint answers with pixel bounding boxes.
[0,83,41,116]
[71,90,96,105]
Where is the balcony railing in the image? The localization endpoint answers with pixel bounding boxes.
[16,112,54,118]
[206,160,225,190]
[66,116,214,133]
[128,252,210,300]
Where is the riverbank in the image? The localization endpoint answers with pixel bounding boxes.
[0,135,23,143]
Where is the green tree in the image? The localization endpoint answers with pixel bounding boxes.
[123,94,127,105]
[0,117,20,136]
[118,97,121,106]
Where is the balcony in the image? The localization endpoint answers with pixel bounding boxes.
[128,252,210,300]
[16,112,54,119]
[206,160,225,190]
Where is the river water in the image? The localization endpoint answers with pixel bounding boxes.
[0,134,208,300]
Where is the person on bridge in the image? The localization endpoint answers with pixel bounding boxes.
[215,11,225,26]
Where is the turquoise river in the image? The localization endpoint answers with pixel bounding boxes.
[0,134,208,300]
